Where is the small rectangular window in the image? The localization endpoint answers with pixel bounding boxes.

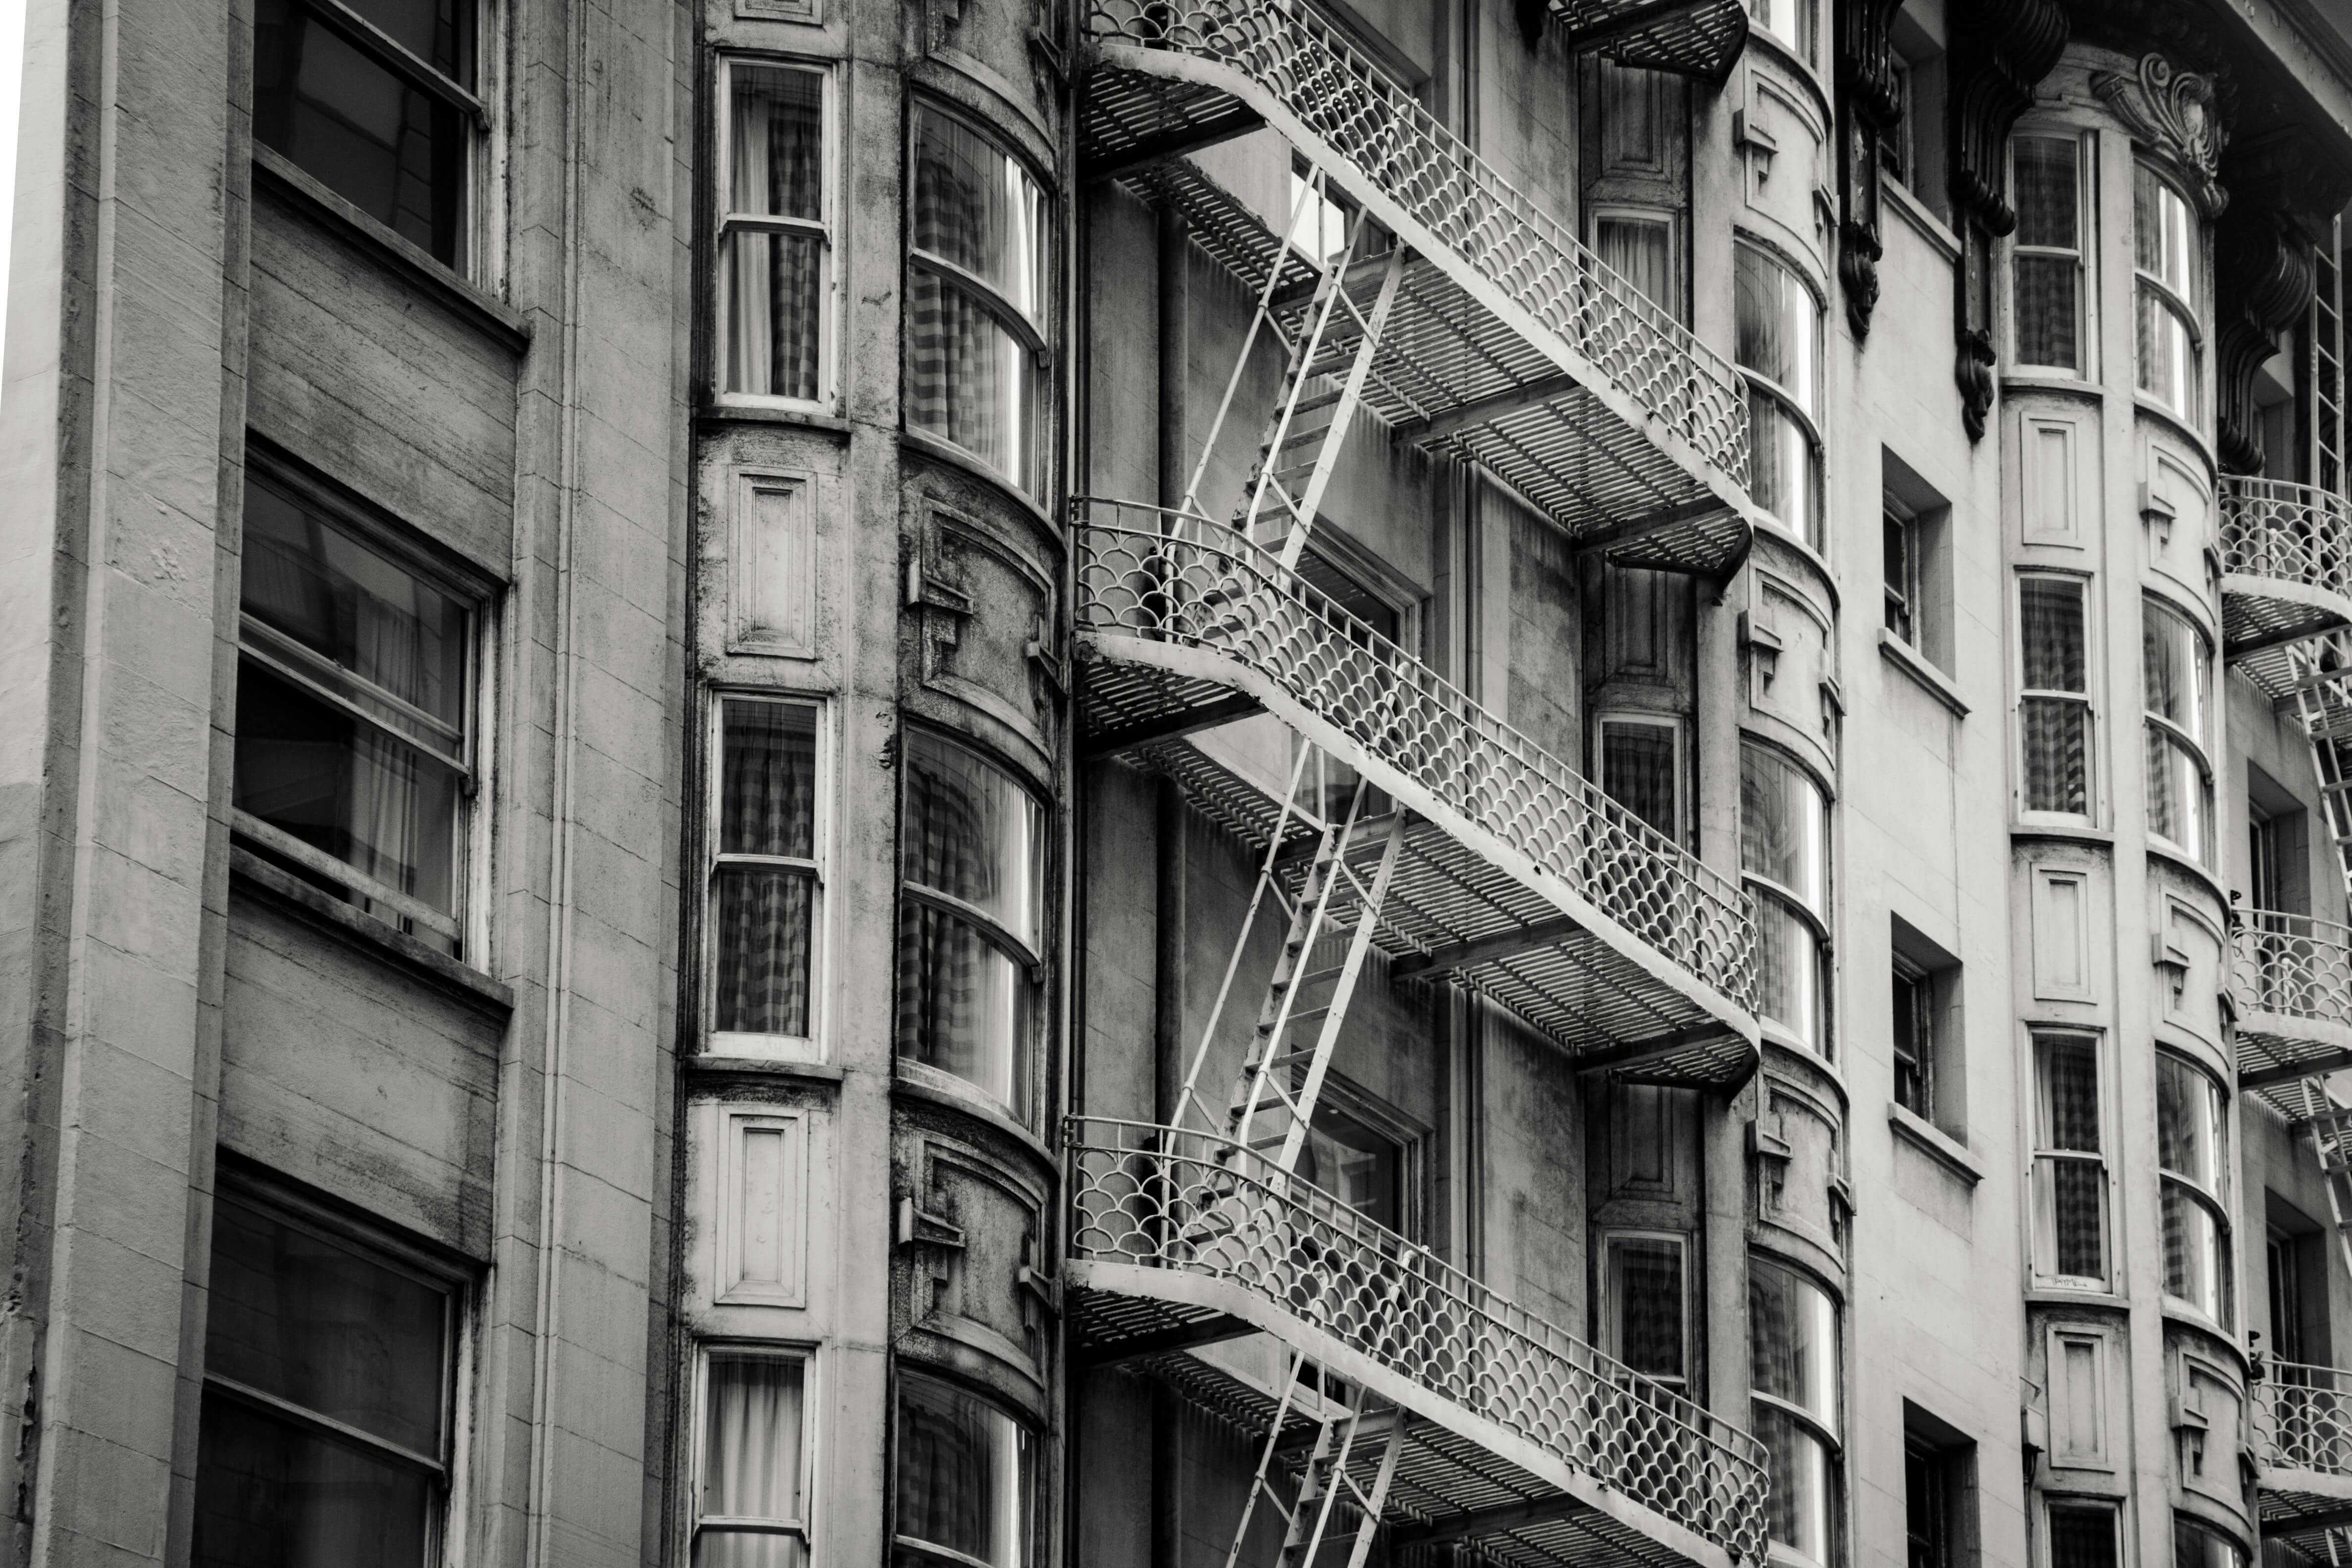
[1601,716,1681,844]
[1892,956,1933,1119]
[254,0,481,271]
[895,1374,1033,1568]
[2013,137,2086,373]
[234,470,479,954]
[194,1187,457,1568]
[718,59,833,406]
[1903,1408,1975,1568]
[2031,1031,2108,1287]
[1884,501,1920,644]
[2135,165,2203,421]
[708,695,826,1053]
[2018,575,2094,819]
[2048,1501,2119,1568]
[1602,1232,1689,1394]
[696,1351,811,1566]
[1597,212,1678,320]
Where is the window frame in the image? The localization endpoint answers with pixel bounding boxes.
[1734,240,1827,550]
[2009,132,2095,377]
[1597,710,1686,846]
[2046,1498,2120,1568]
[704,691,831,1059]
[1741,741,1835,1060]
[2141,594,2215,865]
[690,1342,819,1560]
[2028,1028,2113,1292]
[1892,952,1934,1122]
[2014,570,2098,826]
[1883,495,1922,645]
[1591,204,1685,323]
[1597,1228,1693,1396]
[713,54,839,413]
[2133,161,2204,423]
[1749,1253,1844,1568]
[2155,1051,2234,1328]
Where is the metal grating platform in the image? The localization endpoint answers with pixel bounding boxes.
[2235,914,2352,1121]
[2221,476,2352,661]
[1545,0,1750,82]
[2257,1367,2352,1558]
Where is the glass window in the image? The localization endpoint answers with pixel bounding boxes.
[2019,576,2093,818]
[897,732,1046,1124]
[2031,1032,2108,1287]
[1884,502,1920,644]
[709,697,824,1048]
[1747,0,1815,62]
[894,1374,1032,1568]
[1893,958,1933,1120]
[697,1353,810,1568]
[2157,1055,2233,1326]
[1597,214,1677,320]
[1904,1434,1957,1568]
[253,0,478,269]
[1296,1101,1403,1233]
[2135,165,2202,420]
[1735,245,1824,547]
[1751,1256,1841,1568]
[1602,1233,1689,1394]
[234,474,474,954]
[2143,599,2214,863]
[2173,1516,2245,1568]
[719,61,832,405]
[906,104,1053,497]
[1601,717,1680,844]
[2050,1502,2119,1568]
[194,1192,454,1568]
[2013,137,2085,372]
[1743,744,1832,1058]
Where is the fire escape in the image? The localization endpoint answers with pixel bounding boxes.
[1067,5,1769,1567]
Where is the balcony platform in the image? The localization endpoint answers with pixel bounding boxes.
[1067,1119,1768,1568]
[1542,0,1749,82]
[1080,3,1756,579]
[2255,1364,2352,1556]
[1076,502,1760,1089]
[2221,477,2352,665]
[2234,914,2352,1121]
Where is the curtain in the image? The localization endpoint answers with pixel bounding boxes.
[2035,1035,2105,1277]
[2013,140,2080,369]
[1609,1239,1685,1382]
[1752,1403,1833,1565]
[1597,218,1672,318]
[1604,722,1677,842]
[2021,579,2089,813]
[715,702,818,1035]
[727,66,823,400]
[895,1378,1025,1568]
[1749,1259,1836,1424]
[2047,1506,2118,1568]
[697,1358,806,1568]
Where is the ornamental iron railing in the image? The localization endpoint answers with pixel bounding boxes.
[1076,502,1758,1012]
[2220,476,2352,659]
[1067,1117,1770,1563]
[2256,1361,2352,1479]
[1085,0,1751,492]
[2233,912,2352,1111]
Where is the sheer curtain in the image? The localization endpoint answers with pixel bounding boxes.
[699,1358,806,1568]
[1603,722,1677,841]
[716,702,818,1035]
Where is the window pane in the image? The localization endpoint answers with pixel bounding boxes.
[205,1196,447,1456]
[721,702,818,858]
[715,868,814,1036]
[2014,139,2079,250]
[729,66,822,220]
[1883,513,1914,641]
[897,901,1035,1121]
[2142,602,2209,740]
[1892,968,1929,1118]
[342,0,472,83]
[724,229,826,401]
[1598,218,1673,317]
[903,733,1043,948]
[1735,247,1819,409]
[194,1395,433,1568]
[1756,893,1827,1056]
[2137,289,2200,416]
[2036,1158,2108,1279]
[2135,166,2194,292]
[895,1376,1029,1568]
[2020,579,2086,693]
[1740,745,1828,909]
[2021,697,2091,815]
[1298,1103,1402,1231]
[2051,1505,2118,1568]
[2034,1036,2101,1154]
[1747,0,1815,61]
[2161,1183,2233,1324]
[1754,1402,1836,1567]
[2015,256,2080,369]
[2156,1056,2227,1189]
[1602,722,1677,841]
[912,107,1049,322]
[906,269,1049,494]
[2144,724,2213,862]
[1747,389,1824,546]
[1606,1238,1686,1382]
[702,1357,806,1533]
[2174,1515,2244,1568]
[1750,1257,1839,1428]
[253,1,469,266]
[1905,1441,1947,1568]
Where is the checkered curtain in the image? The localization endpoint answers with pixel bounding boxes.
[2035,1035,2105,1277]
[1604,723,1677,842]
[895,1380,1020,1565]
[909,111,1004,468]
[896,740,997,1073]
[2020,579,2089,814]
[1611,1240,1685,1382]
[2014,140,2081,369]
[728,67,823,400]
[715,704,816,1035]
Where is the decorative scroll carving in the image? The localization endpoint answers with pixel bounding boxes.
[2214,131,2352,473]
[1833,0,1906,338]
[2092,54,2228,217]
[1946,0,2069,441]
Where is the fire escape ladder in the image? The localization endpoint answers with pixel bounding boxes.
[1222,1353,1404,1568]
[2308,1102,2352,1289]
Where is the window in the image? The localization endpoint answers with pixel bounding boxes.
[2172,1516,2244,1568]
[1884,451,1953,668]
[2271,1223,2312,1365]
[1884,500,1922,644]
[1601,715,1681,843]
[1751,1256,1841,1568]
[1597,212,1678,320]
[1881,56,1915,184]
[1296,1100,1404,1233]
[2157,1054,2233,1326]
[193,1188,457,1568]
[895,1374,1033,1568]
[2135,165,2202,420]
[1735,245,1824,548]
[1903,1408,1974,1568]
[1742,744,1832,1057]
[1290,548,1402,826]
[2143,599,2214,864]
[254,0,480,270]
[1601,1232,1689,1396]
[2030,1031,2109,1287]
[696,1351,812,1567]
[906,104,1052,497]
[1892,955,1933,1119]
[2013,137,2087,372]
[2018,576,2094,819]
[234,469,477,955]
[718,59,833,406]
[1286,159,1387,264]
[897,732,1046,1125]
[708,696,826,1053]
[2048,1502,2119,1568]
[1747,0,1815,62]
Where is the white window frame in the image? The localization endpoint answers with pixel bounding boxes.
[1597,1228,1692,1396]
[2133,160,2204,423]
[2014,570,2099,826]
[690,1343,819,1562]
[2155,1052,2234,1328]
[1597,710,1686,846]
[705,692,831,1060]
[2009,133,2096,377]
[1733,241,1826,550]
[2028,1028,2112,1292]
[1883,494,1922,646]
[2141,594,2214,865]
[714,55,838,413]
[1892,951,1934,1121]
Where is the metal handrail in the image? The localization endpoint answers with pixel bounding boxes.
[1067,1116,1770,1561]
[1086,0,1752,490]
[1076,500,1758,1010]
[2220,477,2352,606]
[2233,910,2352,1031]
[2255,1361,2352,1477]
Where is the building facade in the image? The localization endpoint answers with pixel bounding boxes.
[9,1,2352,1568]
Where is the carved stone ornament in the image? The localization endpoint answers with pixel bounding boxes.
[2092,53,2229,218]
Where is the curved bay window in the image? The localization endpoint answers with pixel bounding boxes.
[2135,164,2202,422]
[894,1374,1033,1568]
[1742,743,1832,1058]
[907,104,1052,497]
[1735,245,1824,548]
[2173,1516,2245,1568]
[2142,598,2214,864]
[718,59,833,406]
[1751,1256,1842,1568]
[2157,1054,2233,1326]
[897,732,1046,1125]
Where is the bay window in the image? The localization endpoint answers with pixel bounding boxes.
[708,696,826,1053]
[2135,164,2202,421]
[897,732,1046,1125]
[2173,1516,2244,1568]
[696,1351,812,1568]
[907,104,1053,497]
[1751,1256,1841,1568]
[1735,245,1824,548]
[2142,598,2214,864]
[2030,1031,2109,1288]
[1742,743,1832,1057]
[895,1374,1033,1568]
[718,59,833,406]
[2012,137,2086,373]
[2156,1054,2233,1326]
[2018,575,2094,819]
[254,0,481,270]
[234,470,477,955]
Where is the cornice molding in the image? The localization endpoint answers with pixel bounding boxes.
[2092,52,2229,218]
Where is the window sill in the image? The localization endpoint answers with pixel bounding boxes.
[1886,1101,1982,1186]
[1881,177,1960,262]
[698,400,853,436]
[687,1055,847,1085]
[1999,371,2102,403]
[893,1062,1056,1166]
[2021,1286,2129,1311]
[899,430,1058,534]
[2010,822,2116,848]
[2144,842,2230,909]
[229,846,513,1014]
[253,146,531,354]
[1876,629,1967,716]
[2131,394,2219,471]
